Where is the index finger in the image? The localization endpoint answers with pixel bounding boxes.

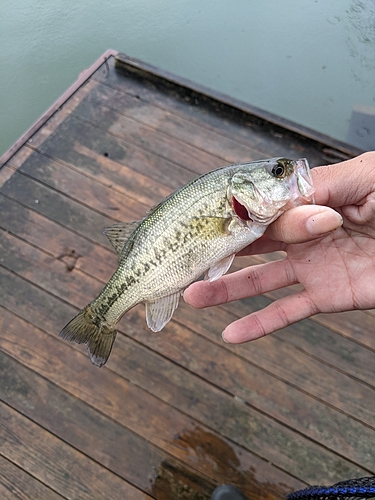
[184,258,296,308]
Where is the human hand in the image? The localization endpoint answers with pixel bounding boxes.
[184,152,375,343]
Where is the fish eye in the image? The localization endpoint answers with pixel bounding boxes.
[271,164,285,178]
[271,158,292,178]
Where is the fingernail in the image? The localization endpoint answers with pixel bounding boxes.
[306,208,343,235]
[222,331,229,343]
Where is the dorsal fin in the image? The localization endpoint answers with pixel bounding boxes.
[103,221,141,256]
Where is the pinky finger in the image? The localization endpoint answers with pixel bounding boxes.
[222,291,319,343]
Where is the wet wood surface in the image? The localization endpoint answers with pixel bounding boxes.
[0,53,374,499]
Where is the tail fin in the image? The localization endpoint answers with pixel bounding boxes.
[59,305,116,368]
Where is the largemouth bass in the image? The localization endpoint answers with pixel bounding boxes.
[60,157,314,367]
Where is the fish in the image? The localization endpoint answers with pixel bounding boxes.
[59,157,314,367]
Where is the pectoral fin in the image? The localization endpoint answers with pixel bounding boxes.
[145,292,181,332]
[205,253,235,282]
[103,221,141,256]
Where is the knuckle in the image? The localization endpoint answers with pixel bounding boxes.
[246,268,263,296]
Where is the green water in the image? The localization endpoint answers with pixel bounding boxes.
[1,0,375,157]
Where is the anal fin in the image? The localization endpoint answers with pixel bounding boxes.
[145,292,181,332]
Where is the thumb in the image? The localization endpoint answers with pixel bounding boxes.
[265,205,343,244]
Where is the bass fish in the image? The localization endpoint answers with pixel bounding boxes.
[60,157,314,367]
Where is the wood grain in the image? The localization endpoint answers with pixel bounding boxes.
[94,58,329,166]
[0,456,65,500]
[0,403,152,500]
[0,351,222,499]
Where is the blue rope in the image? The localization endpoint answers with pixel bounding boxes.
[287,477,375,500]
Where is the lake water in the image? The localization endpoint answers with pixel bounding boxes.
[1,0,375,157]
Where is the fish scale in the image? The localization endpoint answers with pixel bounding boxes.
[60,157,315,367]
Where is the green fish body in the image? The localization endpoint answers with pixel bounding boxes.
[60,157,314,366]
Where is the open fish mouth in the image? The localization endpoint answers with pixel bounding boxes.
[232,194,274,224]
[232,195,252,221]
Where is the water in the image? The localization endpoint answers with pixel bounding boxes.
[1,0,375,158]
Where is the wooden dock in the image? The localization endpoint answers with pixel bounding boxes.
[0,50,373,499]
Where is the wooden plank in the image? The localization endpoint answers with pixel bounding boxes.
[209,285,375,389]
[307,310,375,351]
[72,94,226,175]
[0,165,18,189]
[0,167,117,248]
[0,303,310,491]
[111,318,375,474]
[93,57,335,166]
[10,144,170,210]
[25,79,96,152]
[0,403,151,500]
[114,54,362,159]
[0,351,225,499]
[223,270,375,353]
[0,251,371,483]
[173,299,375,429]
[78,79,263,165]
[118,304,375,469]
[274,315,375,386]
[0,228,103,313]
[30,110,197,194]
[8,148,148,219]
[0,456,65,500]
[0,194,116,281]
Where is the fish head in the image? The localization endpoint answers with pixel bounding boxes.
[229,157,315,225]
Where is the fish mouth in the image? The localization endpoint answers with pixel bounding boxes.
[232,195,252,221]
[232,194,277,224]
